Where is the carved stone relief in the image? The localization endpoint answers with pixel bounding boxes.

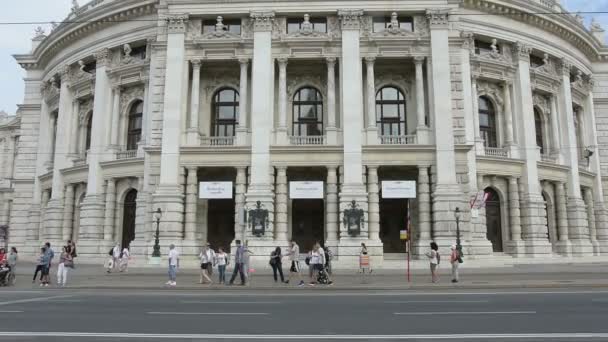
[477,81,504,107]
[78,99,93,125]
[120,86,144,116]
[533,93,550,114]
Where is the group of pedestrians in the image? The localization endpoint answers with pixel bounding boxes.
[30,240,76,287]
[198,243,229,285]
[106,243,131,273]
[426,242,463,283]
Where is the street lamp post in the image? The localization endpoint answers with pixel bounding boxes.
[454,207,462,256]
[152,208,162,258]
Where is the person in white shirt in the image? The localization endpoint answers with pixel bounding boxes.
[284,240,304,287]
[107,243,120,273]
[215,247,229,284]
[309,242,325,286]
[166,244,179,286]
[119,247,130,273]
[198,244,214,284]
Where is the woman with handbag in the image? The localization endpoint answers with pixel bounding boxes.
[269,246,284,283]
[56,246,73,287]
[450,245,461,283]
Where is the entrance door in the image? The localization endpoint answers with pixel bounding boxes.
[292,199,324,251]
[207,199,235,251]
[484,188,503,253]
[121,189,137,249]
[380,198,407,253]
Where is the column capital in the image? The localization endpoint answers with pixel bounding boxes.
[559,58,572,77]
[250,11,275,32]
[337,9,364,30]
[326,56,337,67]
[60,65,71,83]
[166,14,189,34]
[460,31,475,50]
[94,48,111,68]
[191,59,202,68]
[277,57,289,67]
[364,56,376,65]
[276,165,287,173]
[426,9,450,29]
[238,57,250,66]
[111,84,122,92]
[327,165,338,172]
[414,56,426,65]
[513,41,532,63]
[503,79,513,87]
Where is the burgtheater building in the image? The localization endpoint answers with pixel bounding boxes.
[4,0,608,264]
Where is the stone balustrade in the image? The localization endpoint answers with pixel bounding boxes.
[116,150,137,160]
[379,135,417,145]
[201,136,236,146]
[484,147,509,158]
[289,135,326,145]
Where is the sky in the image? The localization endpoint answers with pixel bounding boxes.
[0,0,607,114]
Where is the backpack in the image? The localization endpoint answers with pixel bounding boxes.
[436,252,441,265]
[108,248,113,256]
[119,251,124,259]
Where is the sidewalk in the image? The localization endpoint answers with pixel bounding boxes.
[10,261,608,291]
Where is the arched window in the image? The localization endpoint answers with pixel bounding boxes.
[478,96,497,148]
[126,100,143,150]
[85,111,93,151]
[376,86,406,136]
[534,107,544,154]
[212,88,239,137]
[292,87,323,136]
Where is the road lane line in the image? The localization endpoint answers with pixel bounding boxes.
[147,312,269,316]
[0,295,75,306]
[180,301,281,304]
[0,332,607,339]
[0,311,24,313]
[394,311,536,316]
[387,300,490,304]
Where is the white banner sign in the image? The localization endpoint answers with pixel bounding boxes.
[382,181,417,199]
[289,181,324,199]
[199,182,233,199]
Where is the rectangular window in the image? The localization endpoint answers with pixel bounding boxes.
[530,55,544,69]
[475,40,499,55]
[286,17,327,33]
[203,19,241,35]
[372,16,414,32]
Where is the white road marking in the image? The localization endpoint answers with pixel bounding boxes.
[387,300,490,304]
[0,332,606,339]
[0,295,75,306]
[394,311,536,316]
[147,312,269,316]
[0,311,24,313]
[180,301,281,304]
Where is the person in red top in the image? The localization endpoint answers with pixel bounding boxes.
[0,248,6,265]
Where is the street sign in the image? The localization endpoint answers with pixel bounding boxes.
[382,181,416,199]
[400,230,408,240]
[199,182,233,199]
[289,181,324,199]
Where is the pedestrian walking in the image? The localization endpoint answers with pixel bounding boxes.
[0,248,6,264]
[166,244,179,287]
[32,247,46,284]
[42,243,54,286]
[56,246,73,287]
[426,242,440,283]
[309,242,324,286]
[199,244,214,284]
[450,245,460,283]
[67,240,77,259]
[359,243,372,275]
[269,246,284,283]
[284,240,304,286]
[215,247,229,284]
[39,247,51,287]
[228,240,246,286]
[119,246,130,273]
[7,247,17,285]
[107,243,120,273]
[243,240,253,283]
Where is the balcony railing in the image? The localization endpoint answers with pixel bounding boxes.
[116,150,137,160]
[289,135,326,145]
[73,152,87,166]
[540,154,557,163]
[201,136,235,146]
[484,147,509,158]
[379,135,417,145]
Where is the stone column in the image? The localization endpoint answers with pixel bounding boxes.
[367,166,380,241]
[583,188,600,255]
[503,81,515,150]
[412,166,432,257]
[184,167,198,241]
[506,176,524,254]
[471,77,484,152]
[245,11,276,247]
[365,57,378,144]
[512,42,551,255]
[326,166,339,245]
[274,166,288,242]
[414,56,428,144]
[138,76,150,156]
[69,100,80,156]
[109,86,121,148]
[236,58,249,145]
[5,136,15,180]
[79,48,113,251]
[62,184,75,241]
[277,57,289,145]
[326,57,338,145]
[45,66,75,244]
[103,179,116,242]
[427,9,464,247]
[132,176,148,252]
[549,95,561,158]
[153,15,189,245]
[46,114,57,167]
[555,181,570,255]
[337,9,370,258]
[557,59,592,255]
[40,190,50,240]
[187,60,202,145]
[234,167,247,243]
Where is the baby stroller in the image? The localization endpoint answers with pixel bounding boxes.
[0,265,14,287]
[317,265,332,285]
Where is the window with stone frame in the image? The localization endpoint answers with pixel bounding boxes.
[203,18,241,34]
[372,16,413,32]
[129,45,147,60]
[530,54,545,69]
[126,100,143,150]
[212,88,239,137]
[376,86,406,136]
[475,39,500,55]
[478,96,498,148]
[287,17,327,33]
[534,107,545,154]
[292,87,323,136]
[85,111,93,152]
[82,61,96,74]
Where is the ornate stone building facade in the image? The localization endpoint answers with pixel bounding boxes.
[5,0,608,264]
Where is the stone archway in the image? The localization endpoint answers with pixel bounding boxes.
[484,187,503,253]
[121,189,137,249]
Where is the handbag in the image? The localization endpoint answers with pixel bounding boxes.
[64,259,74,268]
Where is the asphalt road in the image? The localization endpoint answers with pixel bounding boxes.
[0,288,608,341]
